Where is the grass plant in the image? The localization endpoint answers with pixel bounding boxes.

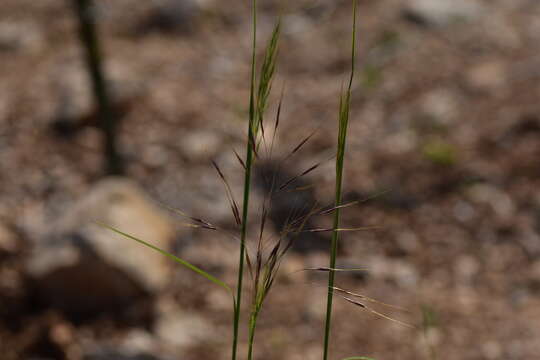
[99,1,410,359]
[233,1,281,355]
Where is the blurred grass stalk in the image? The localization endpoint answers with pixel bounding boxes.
[323,1,358,360]
[72,0,123,175]
[232,0,258,358]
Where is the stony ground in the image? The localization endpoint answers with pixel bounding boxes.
[1,0,540,359]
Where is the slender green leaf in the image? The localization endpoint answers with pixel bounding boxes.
[98,223,233,295]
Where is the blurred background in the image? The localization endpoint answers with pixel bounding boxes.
[1,0,540,359]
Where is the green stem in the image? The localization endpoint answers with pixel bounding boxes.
[322,146,345,360]
[323,2,357,360]
[232,1,258,360]
[247,306,261,360]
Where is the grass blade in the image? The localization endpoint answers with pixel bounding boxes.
[99,223,233,295]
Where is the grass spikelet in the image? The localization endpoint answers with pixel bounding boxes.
[339,295,415,329]
[233,148,247,170]
[255,20,281,137]
[212,160,242,226]
[278,161,322,191]
[160,203,217,230]
[283,129,318,161]
[301,226,379,233]
[331,286,408,312]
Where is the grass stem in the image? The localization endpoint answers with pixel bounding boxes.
[232,1,258,359]
[323,2,358,359]
[247,306,261,360]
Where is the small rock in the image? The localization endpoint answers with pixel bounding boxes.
[529,260,540,283]
[452,200,477,223]
[0,21,43,52]
[403,0,484,28]
[155,304,214,350]
[454,255,480,285]
[419,88,459,126]
[466,184,515,222]
[141,145,170,168]
[482,341,502,360]
[368,256,419,288]
[121,329,157,354]
[283,14,315,36]
[81,329,173,360]
[27,177,175,318]
[395,230,420,254]
[0,222,17,253]
[179,130,222,160]
[467,61,507,93]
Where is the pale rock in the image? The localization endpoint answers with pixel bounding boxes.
[155,301,214,350]
[482,341,503,359]
[404,0,484,27]
[27,177,176,316]
[396,230,420,254]
[283,14,315,37]
[368,256,419,288]
[419,88,459,125]
[0,222,17,253]
[121,329,158,355]
[83,347,169,360]
[81,328,172,360]
[0,21,43,52]
[466,184,515,222]
[141,145,170,168]
[530,260,540,280]
[454,255,479,284]
[180,130,222,160]
[467,61,507,93]
[381,130,418,155]
[453,200,477,223]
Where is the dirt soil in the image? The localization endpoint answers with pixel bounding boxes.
[1,0,540,359]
